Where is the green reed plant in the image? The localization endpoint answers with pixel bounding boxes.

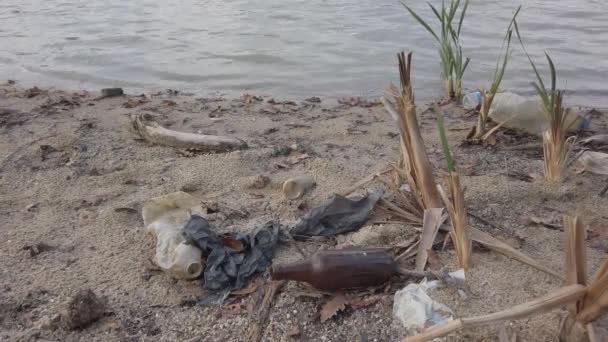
[473,6,520,139]
[515,22,575,182]
[402,0,469,100]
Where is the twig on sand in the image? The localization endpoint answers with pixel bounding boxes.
[338,167,393,197]
[245,280,285,342]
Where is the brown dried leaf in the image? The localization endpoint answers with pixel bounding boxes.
[524,216,562,230]
[222,237,244,251]
[320,294,347,322]
[287,153,310,165]
[231,277,261,296]
[347,295,382,309]
[162,99,177,106]
[222,303,243,315]
[426,249,443,271]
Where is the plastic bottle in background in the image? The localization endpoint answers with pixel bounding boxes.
[142,191,204,279]
[488,92,583,135]
[462,90,482,110]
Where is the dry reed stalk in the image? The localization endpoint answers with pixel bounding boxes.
[391,52,444,210]
[415,208,447,271]
[563,216,587,314]
[438,174,471,270]
[577,257,608,323]
[401,284,588,342]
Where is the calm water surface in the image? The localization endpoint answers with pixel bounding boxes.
[1,0,607,105]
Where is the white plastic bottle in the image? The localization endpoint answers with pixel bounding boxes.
[489,92,582,135]
[142,192,204,279]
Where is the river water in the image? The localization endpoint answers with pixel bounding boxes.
[1,0,607,106]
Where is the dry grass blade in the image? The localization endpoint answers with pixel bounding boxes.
[577,257,608,323]
[563,216,587,314]
[469,226,562,279]
[415,208,447,271]
[401,284,587,342]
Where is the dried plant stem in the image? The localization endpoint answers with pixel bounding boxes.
[474,91,494,139]
[439,173,471,270]
[563,216,587,314]
[392,52,443,210]
[577,257,608,323]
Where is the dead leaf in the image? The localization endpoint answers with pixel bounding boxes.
[162,99,177,106]
[221,237,244,251]
[231,277,261,296]
[426,249,443,271]
[347,295,382,309]
[286,325,301,337]
[524,216,562,230]
[222,303,243,315]
[320,294,347,322]
[274,162,290,170]
[485,133,497,146]
[287,153,311,165]
[504,171,536,183]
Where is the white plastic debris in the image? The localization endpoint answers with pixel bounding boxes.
[489,92,584,135]
[392,279,453,334]
[142,191,204,279]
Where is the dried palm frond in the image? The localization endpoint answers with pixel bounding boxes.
[382,52,443,210]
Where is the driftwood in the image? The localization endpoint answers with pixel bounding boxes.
[130,114,247,152]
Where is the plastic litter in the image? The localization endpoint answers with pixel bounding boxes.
[576,151,608,175]
[182,215,286,291]
[392,279,453,334]
[462,91,482,110]
[488,92,584,135]
[142,192,204,279]
[282,175,316,199]
[290,191,383,239]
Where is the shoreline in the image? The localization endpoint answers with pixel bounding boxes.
[1,83,607,341]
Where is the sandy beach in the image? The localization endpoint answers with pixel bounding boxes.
[1,82,607,341]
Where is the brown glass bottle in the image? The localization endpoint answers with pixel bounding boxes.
[270,248,397,290]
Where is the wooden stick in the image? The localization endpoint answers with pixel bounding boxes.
[245,280,285,342]
[338,167,393,197]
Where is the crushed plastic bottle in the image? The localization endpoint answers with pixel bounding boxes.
[142,191,204,279]
[462,90,482,110]
[489,92,585,135]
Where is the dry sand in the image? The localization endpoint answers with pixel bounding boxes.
[1,83,607,341]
